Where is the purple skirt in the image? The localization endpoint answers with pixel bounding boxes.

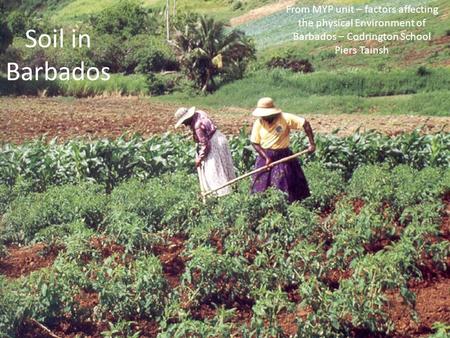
[251,148,310,203]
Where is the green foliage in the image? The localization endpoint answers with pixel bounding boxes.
[1,131,448,194]
[1,183,108,244]
[182,246,250,306]
[0,276,26,337]
[250,287,291,337]
[0,134,449,336]
[348,165,393,204]
[303,162,345,211]
[125,35,178,74]
[430,322,450,338]
[94,254,169,320]
[159,307,234,338]
[89,1,159,38]
[0,11,13,53]
[172,15,255,92]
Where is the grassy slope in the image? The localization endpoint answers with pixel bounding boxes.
[156,88,450,116]
[154,0,450,116]
[49,0,274,24]
[240,0,450,70]
[15,0,450,116]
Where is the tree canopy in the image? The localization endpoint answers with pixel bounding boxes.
[172,15,255,93]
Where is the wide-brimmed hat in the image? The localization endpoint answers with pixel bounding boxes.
[252,97,282,117]
[174,106,196,128]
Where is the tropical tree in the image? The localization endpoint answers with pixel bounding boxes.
[172,15,255,93]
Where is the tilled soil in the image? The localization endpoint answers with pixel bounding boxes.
[2,203,449,337]
[0,243,60,278]
[1,96,449,144]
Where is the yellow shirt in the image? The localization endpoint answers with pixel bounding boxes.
[250,112,305,149]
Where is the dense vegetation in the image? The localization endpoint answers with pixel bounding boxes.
[0,130,448,193]
[0,0,257,96]
[1,0,449,116]
[0,148,448,336]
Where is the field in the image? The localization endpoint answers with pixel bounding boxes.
[0,128,449,337]
[240,0,449,68]
[1,96,450,144]
[1,0,450,337]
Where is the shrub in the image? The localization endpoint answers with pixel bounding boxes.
[89,1,159,38]
[267,57,314,73]
[417,66,431,76]
[124,35,179,74]
[146,73,168,96]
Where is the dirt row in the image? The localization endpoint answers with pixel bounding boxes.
[1,96,449,144]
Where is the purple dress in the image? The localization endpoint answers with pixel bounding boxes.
[251,148,310,203]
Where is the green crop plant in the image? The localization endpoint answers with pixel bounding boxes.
[182,246,251,306]
[289,240,327,280]
[1,131,448,191]
[348,165,394,204]
[1,183,108,244]
[0,130,449,337]
[249,287,292,337]
[101,320,141,338]
[296,276,347,337]
[302,162,345,212]
[94,254,169,321]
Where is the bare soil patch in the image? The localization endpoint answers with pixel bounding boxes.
[387,278,450,337]
[1,97,448,144]
[0,243,60,278]
[230,0,296,27]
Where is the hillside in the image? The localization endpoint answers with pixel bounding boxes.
[43,0,277,24]
[238,0,450,70]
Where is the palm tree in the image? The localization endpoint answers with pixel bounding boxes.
[172,15,255,93]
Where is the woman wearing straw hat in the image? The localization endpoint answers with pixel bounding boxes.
[174,107,236,196]
[250,97,315,203]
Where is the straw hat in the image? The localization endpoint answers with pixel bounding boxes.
[174,106,196,128]
[252,97,282,117]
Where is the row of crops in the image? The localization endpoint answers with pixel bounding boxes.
[0,131,449,337]
[0,130,448,192]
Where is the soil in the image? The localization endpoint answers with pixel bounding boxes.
[153,235,186,289]
[0,243,60,278]
[387,278,450,337]
[352,198,366,215]
[230,0,297,27]
[1,96,449,144]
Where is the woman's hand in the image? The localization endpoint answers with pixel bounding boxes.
[195,158,203,168]
[307,143,316,154]
[265,157,273,167]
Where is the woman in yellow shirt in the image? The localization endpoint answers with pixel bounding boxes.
[250,97,315,203]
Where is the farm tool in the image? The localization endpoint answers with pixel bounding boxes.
[201,148,310,199]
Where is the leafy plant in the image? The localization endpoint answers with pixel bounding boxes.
[172,15,255,92]
[94,254,169,321]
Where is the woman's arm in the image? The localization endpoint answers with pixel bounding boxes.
[252,143,272,166]
[303,120,316,153]
[195,126,210,167]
